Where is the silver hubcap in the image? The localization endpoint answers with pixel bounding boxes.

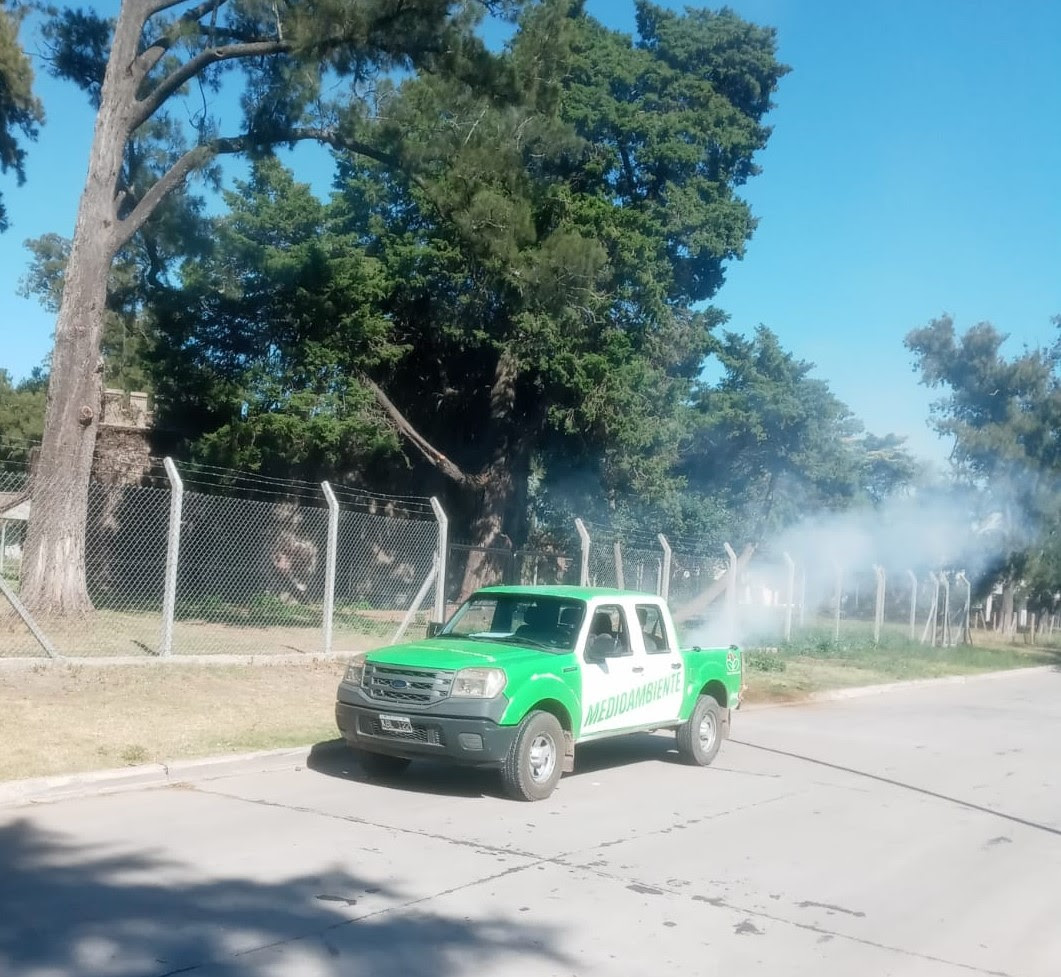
[698,712,717,753]
[528,733,557,783]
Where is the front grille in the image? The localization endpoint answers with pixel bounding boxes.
[359,715,443,746]
[363,663,454,705]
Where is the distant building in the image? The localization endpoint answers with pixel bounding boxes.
[91,389,155,485]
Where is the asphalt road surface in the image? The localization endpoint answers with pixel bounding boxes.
[2,668,1060,977]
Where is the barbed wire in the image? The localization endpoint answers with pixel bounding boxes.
[579,519,722,557]
[174,460,437,516]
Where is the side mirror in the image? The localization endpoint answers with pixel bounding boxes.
[586,633,616,661]
[426,621,444,638]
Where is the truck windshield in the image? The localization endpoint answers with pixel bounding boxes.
[439,595,586,653]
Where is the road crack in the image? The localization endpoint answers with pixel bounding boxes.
[731,739,1061,838]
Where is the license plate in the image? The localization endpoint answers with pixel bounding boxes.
[379,714,413,734]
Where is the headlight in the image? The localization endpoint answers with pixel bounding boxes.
[451,667,506,699]
[343,659,365,686]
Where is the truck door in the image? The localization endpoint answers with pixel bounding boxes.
[578,603,640,736]
[630,602,685,725]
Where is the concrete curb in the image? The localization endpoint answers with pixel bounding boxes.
[0,740,349,810]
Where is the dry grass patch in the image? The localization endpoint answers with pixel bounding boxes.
[0,659,348,782]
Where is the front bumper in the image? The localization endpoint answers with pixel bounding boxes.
[335,684,517,765]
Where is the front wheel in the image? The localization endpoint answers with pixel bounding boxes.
[501,710,564,801]
[354,750,411,779]
[676,695,723,766]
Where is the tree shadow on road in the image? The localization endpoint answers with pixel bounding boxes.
[0,817,571,977]
[308,731,687,800]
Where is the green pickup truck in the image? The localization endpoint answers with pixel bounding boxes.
[335,585,744,801]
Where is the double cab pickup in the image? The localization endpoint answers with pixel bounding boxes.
[335,585,743,800]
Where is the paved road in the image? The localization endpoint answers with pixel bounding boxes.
[3,669,1060,977]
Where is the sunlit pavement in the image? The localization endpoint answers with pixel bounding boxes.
[2,668,1060,977]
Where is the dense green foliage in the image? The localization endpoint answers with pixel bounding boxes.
[138,0,805,547]
[684,326,918,545]
[11,0,930,569]
[0,0,42,231]
[151,159,403,482]
[906,315,1061,614]
[0,367,45,461]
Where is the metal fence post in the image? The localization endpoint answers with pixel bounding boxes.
[614,540,625,590]
[922,572,940,646]
[956,571,971,644]
[391,556,438,645]
[430,497,448,623]
[906,570,917,641]
[0,576,59,658]
[658,534,672,600]
[833,562,843,643]
[940,572,952,646]
[782,552,795,642]
[873,565,886,645]
[575,518,591,587]
[798,566,806,627]
[159,457,184,657]
[723,542,738,639]
[321,482,339,655]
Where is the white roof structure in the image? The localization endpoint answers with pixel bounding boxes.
[0,493,29,521]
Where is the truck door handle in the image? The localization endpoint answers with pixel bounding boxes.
[670,662,682,670]
[632,666,644,673]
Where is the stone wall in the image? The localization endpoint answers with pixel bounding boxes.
[91,389,155,485]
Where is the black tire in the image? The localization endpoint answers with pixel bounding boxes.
[500,710,565,801]
[676,695,723,766]
[354,750,412,779]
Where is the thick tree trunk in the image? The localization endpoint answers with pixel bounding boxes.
[364,349,538,603]
[19,252,113,613]
[19,2,141,614]
[458,434,533,600]
[458,351,534,599]
[1000,582,1015,637]
[459,467,517,599]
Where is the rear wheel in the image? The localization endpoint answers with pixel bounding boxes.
[676,695,723,766]
[501,710,564,801]
[354,750,411,779]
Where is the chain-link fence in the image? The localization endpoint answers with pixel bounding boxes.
[732,559,978,649]
[0,457,31,655]
[334,504,441,651]
[2,457,173,656]
[444,542,578,610]
[1,456,445,658]
[560,519,1001,650]
[4,446,1020,658]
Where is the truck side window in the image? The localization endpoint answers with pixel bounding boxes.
[635,604,671,653]
[587,605,631,658]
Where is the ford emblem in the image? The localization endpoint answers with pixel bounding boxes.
[390,679,408,689]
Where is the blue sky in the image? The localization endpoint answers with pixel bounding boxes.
[1,0,1059,466]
